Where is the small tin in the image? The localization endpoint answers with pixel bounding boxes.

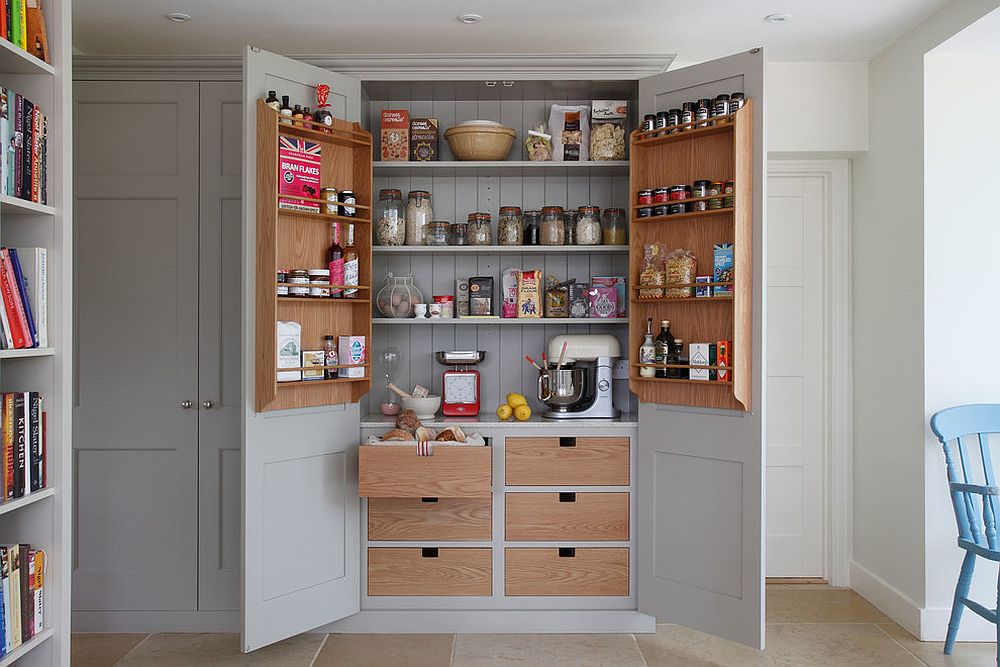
[652,205,668,217]
[668,202,688,215]
[638,207,653,218]
[655,111,669,130]
[339,190,356,217]
[666,108,681,132]
[288,269,310,297]
[668,185,690,201]
[642,114,656,132]
[653,187,670,203]
[695,276,713,298]
[638,189,653,205]
[276,269,289,296]
[730,92,745,111]
[320,187,338,215]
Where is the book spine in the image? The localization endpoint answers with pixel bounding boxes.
[39,112,44,204]
[30,550,41,640]
[20,98,31,201]
[40,410,44,488]
[0,88,7,197]
[29,106,38,203]
[15,0,23,49]
[0,550,5,657]
[2,395,11,499]
[12,395,23,497]
[4,0,9,44]
[9,0,19,50]
[12,94,21,199]
[35,248,44,347]
[0,547,9,654]
[27,393,38,492]
[0,278,11,349]
[8,547,19,649]
[9,249,36,346]
[0,250,28,348]
[17,546,27,643]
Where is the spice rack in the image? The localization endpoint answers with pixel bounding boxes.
[627,101,753,410]
[255,99,373,411]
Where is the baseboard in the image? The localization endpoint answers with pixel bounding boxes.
[72,610,240,633]
[322,610,657,634]
[919,604,997,642]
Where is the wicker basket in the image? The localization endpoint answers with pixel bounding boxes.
[444,124,516,161]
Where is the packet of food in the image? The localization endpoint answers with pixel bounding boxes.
[516,269,543,318]
[548,105,591,161]
[590,100,627,161]
[502,267,519,318]
[524,123,552,161]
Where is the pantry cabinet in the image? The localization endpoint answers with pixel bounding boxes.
[241,47,765,652]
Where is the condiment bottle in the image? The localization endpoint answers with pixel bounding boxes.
[343,224,359,299]
[327,223,344,297]
[292,105,304,127]
[265,90,280,111]
[654,320,675,379]
[279,95,292,125]
[639,318,656,378]
[324,335,339,379]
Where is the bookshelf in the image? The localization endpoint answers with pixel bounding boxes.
[0,0,71,664]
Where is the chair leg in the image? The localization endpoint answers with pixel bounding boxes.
[945,551,976,655]
[995,569,999,667]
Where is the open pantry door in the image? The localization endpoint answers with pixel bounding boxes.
[241,46,364,652]
[635,49,766,648]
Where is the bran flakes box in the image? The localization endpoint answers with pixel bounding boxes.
[381,110,409,161]
[338,336,366,378]
[277,137,321,212]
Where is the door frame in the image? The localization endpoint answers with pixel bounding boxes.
[766,159,853,587]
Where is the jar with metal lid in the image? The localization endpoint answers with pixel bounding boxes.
[523,210,541,245]
[308,269,330,297]
[655,111,668,130]
[642,114,656,132]
[696,98,712,127]
[713,94,730,119]
[424,221,450,246]
[602,208,627,245]
[723,180,735,208]
[288,270,310,297]
[338,190,356,217]
[375,189,405,245]
[276,270,289,296]
[576,206,602,245]
[405,190,433,246]
[466,212,492,245]
[680,101,696,129]
[730,92,745,111]
[497,206,523,245]
[449,221,468,245]
[563,210,578,245]
[539,206,565,245]
[320,187,338,216]
[666,108,681,132]
[691,180,710,212]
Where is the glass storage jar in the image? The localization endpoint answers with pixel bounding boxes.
[602,208,627,245]
[405,190,433,246]
[540,206,565,245]
[497,206,523,245]
[563,210,578,245]
[376,273,424,318]
[466,212,492,245]
[424,221,450,246]
[522,210,541,245]
[576,206,602,245]
[375,188,405,245]
[449,221,468,245]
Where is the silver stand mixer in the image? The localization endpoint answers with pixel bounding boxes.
[538,334,621,419]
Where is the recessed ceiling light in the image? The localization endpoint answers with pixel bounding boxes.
[164,12,192,23]
[764,13,791,24]
[457,13,483,24]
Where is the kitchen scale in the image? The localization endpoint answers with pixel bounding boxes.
[436,351,486,416]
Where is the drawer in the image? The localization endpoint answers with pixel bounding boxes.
[505,547,629,597]
[505,437,629,486]
[368,547,492,596]
[368,497,492,542]
[505,492,629,541]
[358,444,492,497]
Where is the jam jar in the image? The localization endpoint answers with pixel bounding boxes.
[601,208,627,245]
[522,210,541,245]
[466,212,492,245]
[449,221,468,245]
[497,206,523,245]
[539,206,565,245]
[576,206,602,245]
[424,221,450,246]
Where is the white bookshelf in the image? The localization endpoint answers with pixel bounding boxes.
[0,0,71,664]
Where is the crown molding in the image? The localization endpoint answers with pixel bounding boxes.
[72,52,675,81]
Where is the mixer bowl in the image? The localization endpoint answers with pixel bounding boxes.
[538,367,587,408]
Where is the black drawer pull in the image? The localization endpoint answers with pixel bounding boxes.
[422,548,439,558]
[559,547,576,558]
[559,437,577,447]
[421,497,439,503]
[559,492,577,503]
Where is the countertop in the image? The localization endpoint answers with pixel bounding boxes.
[360,412,639,429]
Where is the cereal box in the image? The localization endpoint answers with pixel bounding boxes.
[338,336,366,378]
[276,320,301,382]
[591,276,626,317]
[713,243,734,296]
[469,277,495,316]
[588,286,618,319]
[455,278,470,317]
[516,270,543,318]
[568,282,590,318]
[301,350,325,381]
[410,117,439,161]
[381,110,409,161]
[277,137,321,212]
[689,343,710,381]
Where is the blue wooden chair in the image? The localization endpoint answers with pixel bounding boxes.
[930,403,1000,662]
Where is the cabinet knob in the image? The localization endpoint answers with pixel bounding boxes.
[180,400,193,409]
[202,400,215,409]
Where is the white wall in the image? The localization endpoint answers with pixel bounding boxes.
[851,0,1000,641]
[766,62,869,154]
[922,9,1000,641]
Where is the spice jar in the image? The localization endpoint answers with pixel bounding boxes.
[276,269,289,296]
[449,221,468,245]
[375,189,405,245]
[498,206,523,246]
[602,208,627,245]
[424,221,450,246]
[308,268,330,297]
[523,210,541,245]
[405,190,432,246]
[466,212,492,245]
[288,270,310,297]
[539,206,565,245]
[576,206,602,245]
[563,210,578,245]
[338,190,356,217]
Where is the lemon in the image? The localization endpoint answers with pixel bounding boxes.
[514,404,532,421]
[506,392,528,408]
[496,404,513,420]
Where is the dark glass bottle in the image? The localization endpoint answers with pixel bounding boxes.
[265,90,280,111]
[327,223,344,298]
[292,104,304,127]
[653,319,675,379]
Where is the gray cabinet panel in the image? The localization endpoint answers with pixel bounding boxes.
[73,81,201,611]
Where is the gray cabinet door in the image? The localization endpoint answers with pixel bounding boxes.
[73,81,201,611]
[636,50,766,648]
[198,81,243,611]
[241,47,363,652]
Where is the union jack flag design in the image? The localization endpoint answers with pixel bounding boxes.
[277,137,322,212]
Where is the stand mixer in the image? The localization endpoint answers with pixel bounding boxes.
[537,334,621,419]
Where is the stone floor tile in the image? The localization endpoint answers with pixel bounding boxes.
[767,587,892,624]
[637,624,773,666]
[766,623,921,666]
[115,632,325,666]
[313,634,454,667]
[71,633,149,667]
[878,622,997,666]
[452,633,645,667]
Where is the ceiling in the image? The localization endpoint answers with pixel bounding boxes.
[72,0,951,61]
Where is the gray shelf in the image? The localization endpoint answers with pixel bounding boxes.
[373,160,629,176]
[374,318,628,325]
[373,245,628,254]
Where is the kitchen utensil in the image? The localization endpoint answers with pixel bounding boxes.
[387,383,411,398]
[380,346,403,415]
[524,355,543,371]
[400,395,442,420]
[443,123,516,161]
[537,334,621,419]
[556,340,568,372]
[436,350,486,416]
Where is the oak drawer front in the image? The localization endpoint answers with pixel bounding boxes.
[359,445,492,497]
[505,547,629,596]
[368,547,492,596]
[505,492,629,541]
[368,498,492,542]
[505,437,629,486]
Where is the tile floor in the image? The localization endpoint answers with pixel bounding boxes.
[71,586,997,666]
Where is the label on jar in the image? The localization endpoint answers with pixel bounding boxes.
[340,194,356,217]
[343,259,359,297]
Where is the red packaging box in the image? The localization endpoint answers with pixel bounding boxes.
[277,137,321,212]
[716,340,731,382]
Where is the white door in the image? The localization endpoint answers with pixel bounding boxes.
[636,49,766,649]
[764,172,825,577]
[241,47,364,652]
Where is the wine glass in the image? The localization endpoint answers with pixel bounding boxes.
[379,346,402,415]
